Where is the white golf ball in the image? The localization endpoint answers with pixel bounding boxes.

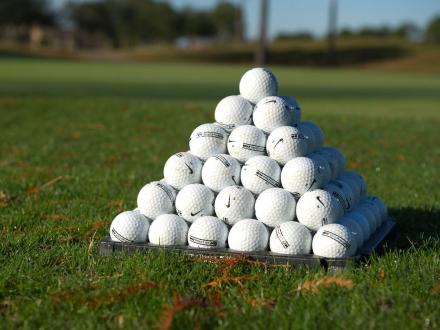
[239,67,278,104]
[337,174,361,206]
[366,196,388,223]
[241,155,281,195]
[163,152,203,190]
[341,171,368,199]
[325,179,355,212]
[188,216,228,249]
[214,95,253,132]
[137,181,176,220]
[266,126,308,165]
[227,125,267,163]
[296,189,343,232]
[201,154,241,193]
[315,148,340,180]
[295,122,316,154]
[338,217,363,253]
[215,185,255,226]
[321,147,345,176]
[148,214,188,246]
[352,206,376,235]
[281,95,301,125]
[175,184,215,223]
[309,152,332,187]
[281,157,321,199]
[269,221,312,255]
[228,219,269,252]
[357,203,381,231]
[253,96,292,134]
[344,211,371,243]
[189,123,227,161]
[312,223,355,258]
[300,121,324,151]
[255,188,296,227]
[110,210,150,243]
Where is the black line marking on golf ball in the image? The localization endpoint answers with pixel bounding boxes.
[215,155,231,167]
[184,162,194,174]
[264,99,277,104]
[242,143,265,152]
[321,217,328,226]
[322,230,351,249]
[255,170,280,187]
[189,235,217,247]
[273,138,284,149]
[157,182,175,202]
[291,133,306,140]
[330,191,346,210]
[307,179,317,191]
[316,196,325,207]
[111,229,134,243]
[231,175,238,185]
[196,131,224,140]
[226,195,231,208]
[275,226,290,248]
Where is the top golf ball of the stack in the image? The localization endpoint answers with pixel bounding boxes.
[281,157,322,198]
[241,155,281,195]
[312,223,355,258]
[189,123,228,161]
[266,126,308,165]
[175,183,215,222]
[253,96,292,134]
[269,221,312,255]
[110,210,150,243]
[202,154,241,193]
[187,216,228,249]
[148,214,188,246]
[137,181,176,219]
[227,125,267,163]
[228,219,269,252]
[239,67,278,104]
[255,188,296,227]
[281,96,301,125]
[163,152,203,190]
[214,95,253,133]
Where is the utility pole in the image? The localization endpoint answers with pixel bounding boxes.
[327,0,338,64]
[255,0,268,65]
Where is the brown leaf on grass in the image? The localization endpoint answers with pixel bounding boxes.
[297,276,354,293]
[378,269,386,283]
[397,154,406,161]
[247,298,276,309]
[82,221,107,239]
[202,274,257,289]
[431,282,440,295]
[27,176,64,196]
[0,192,16,207]
[158,293,205,330]
[115,315,124,329]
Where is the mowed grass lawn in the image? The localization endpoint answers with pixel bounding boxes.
[0,58,439,329]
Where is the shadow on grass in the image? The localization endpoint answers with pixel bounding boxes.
[389,207,440,249]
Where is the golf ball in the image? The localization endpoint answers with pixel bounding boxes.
[228,219,269,252]
[239,67,278,104]
[189,123,227,161]
[202,154,241,193]
[326,179,355,212]
[343,211,371,243]
[281,157,321,198]
[312,223,355,258]
[253,96,292,134]
[214,185,255,225]
[137,181,176,219]
[296,122,316,154]
[338,217,363,253]
[175,183,214,222]
[188,216,228,249]
[110,210,150,243]
[255,188,296,227]
[148,214,188,246]
[300,121,324,151]
[269,221,312,255]
[163,152,203,190]
[341,171,368,199]
[366,196,388,223]
[266,126,308,165]
[281,95,301,125]
[309,152,332,187]
[241,155,281,195]
[354,204,378,233]
[227,125,267,163]
[214,95,253,132]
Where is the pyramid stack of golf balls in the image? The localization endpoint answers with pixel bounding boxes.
[109,68,389,259]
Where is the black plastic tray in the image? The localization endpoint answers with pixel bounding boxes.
[100,218,397,270]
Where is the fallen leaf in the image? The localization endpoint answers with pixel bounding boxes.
[297,276,354,293]
[431,282,440,295]
[158,293,205,330]
[27,176,64,196]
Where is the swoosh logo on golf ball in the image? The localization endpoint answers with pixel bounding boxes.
[226,195,231,208]
[273,138,284,149]
[190,210,202,217]
[316,196,325,207]
[184,162,194,174]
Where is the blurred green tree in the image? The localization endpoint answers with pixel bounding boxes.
[0,0,54,26]
[426,16,440,43]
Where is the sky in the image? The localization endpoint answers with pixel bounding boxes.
[51,0,440,39]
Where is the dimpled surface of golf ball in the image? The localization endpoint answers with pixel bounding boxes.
[110,211,150,243]
[266,126,308,165]
[296,122,316,154]
[296,189,343,232]
[227,125,267,163]
[241,155,281,195]
[315,148,340,180]
[202,154,241,192]
[175,184,214,223]
[354,204,378,233]
[228,219,269,252]
[214,95,253,132]
[239,68,278,104]
[269,221,312,255]
[281,157,321,198]
[343,212,371,243]
[215,185,255,225]
[301,121,324,151]
[253,96,292,134]
[163,152,203,190]
[366,196,388,223]
[189,123,227,161]
[137,181,176,219]
[148,214,188,246]
[338,218,363,254]
[188,216,228,249]
[337,175,361,206]
[321,147,345,176]
[312,223,354,258]
[281,95,301,124]
[357,203,381,231]
[255,188,296,227]
[326,179,354,212]
[341,171,368,199]
[309,153,332,187]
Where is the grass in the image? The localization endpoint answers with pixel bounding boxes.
[0,58,439,329]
